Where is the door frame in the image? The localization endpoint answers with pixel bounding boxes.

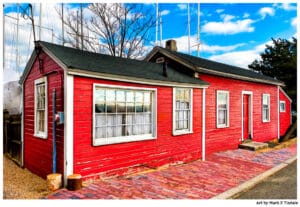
[241,91,253,141]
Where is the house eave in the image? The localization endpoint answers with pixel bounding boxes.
[196,66,284,86]
[67,68,209,89]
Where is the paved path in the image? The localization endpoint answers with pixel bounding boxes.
[46,143,297,199]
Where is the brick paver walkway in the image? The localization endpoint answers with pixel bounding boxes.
[46,143,297,199]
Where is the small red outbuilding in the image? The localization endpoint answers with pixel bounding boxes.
[19,41,292,182]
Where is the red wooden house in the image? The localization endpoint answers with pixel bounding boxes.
[19,40,292,182]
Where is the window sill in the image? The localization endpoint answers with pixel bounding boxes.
[216,125,229,128]
[172,130,193,136]
[34,133,47,139]
[93,134,156,146]
[262,120,270,123]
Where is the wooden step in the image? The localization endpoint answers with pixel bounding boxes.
[239,141,269,151]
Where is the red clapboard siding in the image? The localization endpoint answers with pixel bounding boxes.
[199,74,279,155]
[24,52,64,179]
[279,89,291,136]
[73,76,203,178]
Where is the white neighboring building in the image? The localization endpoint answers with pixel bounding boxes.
[3,81,22,114]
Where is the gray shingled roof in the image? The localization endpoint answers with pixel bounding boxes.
[22,41,208,87]
[147,46,283,86]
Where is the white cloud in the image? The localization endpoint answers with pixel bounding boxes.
[243,13,250,18]
[279,3,297,11]
[258,7,275,19]
[221,14,235,22]
[160,10,170,16]
[291,17,297,27]
[202,18,255,35]
[158,35,245,55]
[216,9,224,14]
[208,40,273,69]
[177,4,187,10]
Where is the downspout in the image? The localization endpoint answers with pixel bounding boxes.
[202,88,206,161]
[21,84,24,167]
[52,89,57,173]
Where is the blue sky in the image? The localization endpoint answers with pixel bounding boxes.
[2,1,298,83]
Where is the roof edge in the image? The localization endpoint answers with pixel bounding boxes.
[196,67,284,86]
[67,68,209,89]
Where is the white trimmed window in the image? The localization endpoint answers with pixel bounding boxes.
[93,84,156,146]
[173,88,193,135]
[280,101,286,112]
[217,90,229,128]
[262,94,270,122]
[34,77,47,138]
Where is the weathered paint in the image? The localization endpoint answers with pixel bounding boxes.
[279,88,292,136]
[23,52,64,179]
[199,74,279,155]
[72,76,203,179]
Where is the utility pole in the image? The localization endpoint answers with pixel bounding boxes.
[197,3,200,57]
[159,12,162,46]
[16,4,19,74]
[61,3,64,46]
[155,2,158,46]
[76,10,79,49]
[3,4,5,68]
[39,3,42,40]
[80,3,83,50]
[188,3,190,55]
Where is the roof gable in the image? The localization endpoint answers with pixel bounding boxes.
[145,46,284,86]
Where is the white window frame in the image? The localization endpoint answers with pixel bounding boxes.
[216,90,230,128]
[279,100,286,112]
[93,83,157,146]
[262,94,271,122]
[173,88,193,136]
[34,77,48,139]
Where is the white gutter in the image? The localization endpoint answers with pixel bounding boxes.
[202,88,206,161]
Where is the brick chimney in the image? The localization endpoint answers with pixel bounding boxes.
[165,39,177,51]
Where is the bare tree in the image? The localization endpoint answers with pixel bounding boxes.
[56,3,156,59]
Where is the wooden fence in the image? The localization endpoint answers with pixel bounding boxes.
[3,110,22,165]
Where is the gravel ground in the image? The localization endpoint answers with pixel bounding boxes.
[3,155,50,199]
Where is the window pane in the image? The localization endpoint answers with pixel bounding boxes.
[95,114,106,126]
[95,103,106,113]
[106,102,116,113]
[106,89,115,102]
[144,92,151,103]
[144,103,151,112]
[117,102,126,113]
[95,89,105,102]
[136,91,143,102]
[116,90,125,102]
[127,102,134,113]
[136,102,143,112]
[218,109,226,125]
[218,93,227,106]
[263,95,269,105]
[126,91,134,102]
[95,127,106,139]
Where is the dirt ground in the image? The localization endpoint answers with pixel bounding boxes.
[3,154,50,199]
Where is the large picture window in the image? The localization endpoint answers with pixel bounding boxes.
[34,77,47,138]
[173,88,193,135]
[93,84,156,146]
[262,94,270,122]
[217,90,229,128]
